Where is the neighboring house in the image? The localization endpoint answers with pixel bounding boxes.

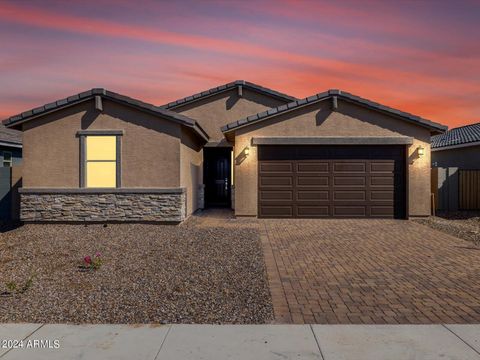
[431,122,480,169]
[0,125,22,220]
[0,124,22,167]
[431,122,480,211]
[2,81,446,222]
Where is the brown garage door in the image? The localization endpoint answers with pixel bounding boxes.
[258,145,406,218]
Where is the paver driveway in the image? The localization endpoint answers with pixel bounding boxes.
[259,219,480,324]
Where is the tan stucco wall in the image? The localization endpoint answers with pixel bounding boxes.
[22,99,182,188]
[233,99,432,217]
[174,88,287,142]
[180,127,203,215]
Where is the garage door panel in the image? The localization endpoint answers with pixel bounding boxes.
[371,176,394,186]
[333,206,366,216]
[334,162,366,173]
[370,191,394,201]
[296,176,329,187]
[296,206,330,217]
[333,191,366,201]
[259,190,293,201]
[370,206,395,216]
[370,162,395,173]
[258,145,406,219]
[334,177,366,186]
[260,176,293,187]
[296,162,329,173]
[260,206,293,217]
[260,162,293,173]
[296,190,329,200]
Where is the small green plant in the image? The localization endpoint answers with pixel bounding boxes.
[20,274,35,294]
[5,281,17,293]
[4,274,35,295]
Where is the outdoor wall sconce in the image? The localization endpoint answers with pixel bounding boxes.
[244,146,250,155]
[417,146,425,156]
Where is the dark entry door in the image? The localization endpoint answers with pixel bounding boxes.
[258,145,406,218]
[204,148,231,207]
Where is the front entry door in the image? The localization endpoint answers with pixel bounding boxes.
[204,148,231,207]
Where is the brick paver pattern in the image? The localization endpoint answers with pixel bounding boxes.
[260,219,480,324]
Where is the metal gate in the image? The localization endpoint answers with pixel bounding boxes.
[459,170,480,210]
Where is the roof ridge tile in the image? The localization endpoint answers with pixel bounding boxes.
[162,80,297,109]
[2,88,209,142]
[222,89,447,134]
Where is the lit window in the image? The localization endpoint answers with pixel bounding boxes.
[3,151,12,167]
[85,136,117,188]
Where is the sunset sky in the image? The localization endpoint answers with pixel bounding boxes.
[1,0,479,128]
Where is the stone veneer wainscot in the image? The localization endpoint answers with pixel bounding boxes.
[19,188,186,222]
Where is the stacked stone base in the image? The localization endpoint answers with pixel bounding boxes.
[20,189,186,222]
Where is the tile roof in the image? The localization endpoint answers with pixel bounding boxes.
[2,88,209,142]
[221,89,447,134]
[432,122,480,149]
[161,80,297,109]
[0,124,22,146]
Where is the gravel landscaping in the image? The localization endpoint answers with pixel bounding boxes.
[0,213,273,324]
[413,212,480,245]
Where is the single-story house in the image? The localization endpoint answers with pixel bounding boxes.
[432,122,480,169]
[2,81,447,222]
[0,124,22,167]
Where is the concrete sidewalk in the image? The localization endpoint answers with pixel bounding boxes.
[0,324,479,359]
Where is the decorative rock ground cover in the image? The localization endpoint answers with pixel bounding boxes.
[413,213,480,245]
[0,213,273,324]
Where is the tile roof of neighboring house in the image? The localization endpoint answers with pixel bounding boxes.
[221,89,447,134]
[432,122,480,149]
[161,80,297,109]
[3,88,209,141]
[0,124,22,146]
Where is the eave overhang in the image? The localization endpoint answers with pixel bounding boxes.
[251,136,414,146]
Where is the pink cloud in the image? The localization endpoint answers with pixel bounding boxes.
[0,1,478,128]
[1,1,472,89]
